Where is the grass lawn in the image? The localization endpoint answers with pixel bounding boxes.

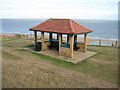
[2,39,118,88]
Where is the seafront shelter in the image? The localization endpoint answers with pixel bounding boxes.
[29,19,93,58]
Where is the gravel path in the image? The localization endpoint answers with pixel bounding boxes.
[1,39,26,45]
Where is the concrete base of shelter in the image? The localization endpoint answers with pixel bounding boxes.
[27,48,97,64]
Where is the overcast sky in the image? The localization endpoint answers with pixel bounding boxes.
[0,0,119,20]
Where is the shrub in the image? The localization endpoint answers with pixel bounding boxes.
[15,34,22,38]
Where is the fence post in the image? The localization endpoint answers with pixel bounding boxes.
[99,40,102,46]
[115,41,118,47]
[26,34,28,39]
[30,33,32,39]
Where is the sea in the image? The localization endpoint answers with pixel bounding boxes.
[1,19,118,40]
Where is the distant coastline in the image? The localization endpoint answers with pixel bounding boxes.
[1,32,118,47]
[1,32,118,41]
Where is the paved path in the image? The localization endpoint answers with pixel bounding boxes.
[1,39,26,45]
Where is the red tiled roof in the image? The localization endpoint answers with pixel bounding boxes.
[29,19,93,34]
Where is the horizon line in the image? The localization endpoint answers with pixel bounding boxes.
[0,18,118,20]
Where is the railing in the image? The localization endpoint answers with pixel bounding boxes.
[88,40,119,47]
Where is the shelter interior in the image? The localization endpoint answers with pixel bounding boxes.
[33,31,87,58]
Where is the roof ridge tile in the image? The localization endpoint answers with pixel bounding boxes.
[71,20,93,32]
[49,18,69,20]
[29,19,50,30]
[69,19,75,34]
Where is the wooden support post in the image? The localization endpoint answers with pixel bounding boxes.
[61,34,62,43]
[67,34,69,44]
[58,34,62,55]
[74,35,77,48]
[34,31,37,42]
[49,33,52,41]
[84,33,87,52]
[70,34,74,58]
[41,32,44,51]
[74,35,77,42]
[49,33,52,48]
[57,34,59,40]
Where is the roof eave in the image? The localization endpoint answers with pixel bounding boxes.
[29,29,93,35]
